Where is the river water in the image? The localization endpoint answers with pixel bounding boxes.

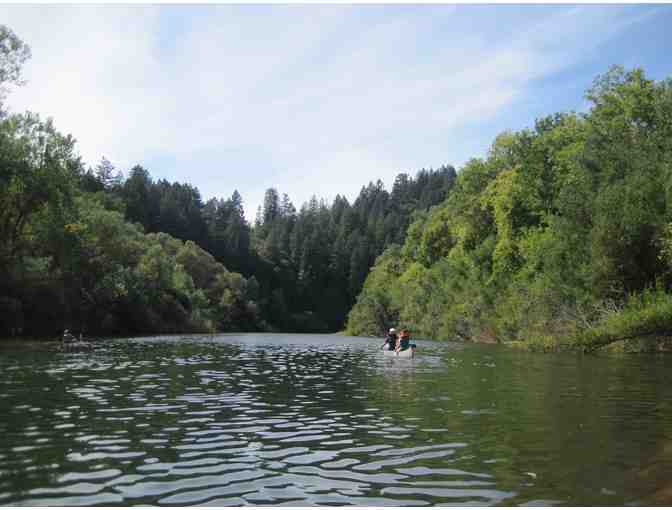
[1,333,671,506]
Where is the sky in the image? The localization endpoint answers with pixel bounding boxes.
[2,4,672,220]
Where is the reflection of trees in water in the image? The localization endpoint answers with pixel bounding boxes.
[235,345,371,412]
[461,349,672,505]
[97,339,672,506]
[358,344,672,505]
[376,361,421,401]
[0,362,67,499]
[626,432,672,504]
[2,337,672,506]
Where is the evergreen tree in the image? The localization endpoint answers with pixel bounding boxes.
[95,157,115,190]
[262,188,280,224]
[123,165,154,230]
[281,193,296,217]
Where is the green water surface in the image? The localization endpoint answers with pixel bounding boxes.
[1,334,671,506]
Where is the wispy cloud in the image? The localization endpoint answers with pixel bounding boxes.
[1,4,663,219]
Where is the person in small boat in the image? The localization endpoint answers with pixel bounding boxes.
[396,329,416,353]
[382,328,397,351]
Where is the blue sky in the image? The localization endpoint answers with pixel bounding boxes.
[2,4,672,219]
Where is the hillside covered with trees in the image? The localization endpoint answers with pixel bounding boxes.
[5,21,672,351]
[0,24,454,338]
[347,66,672,352]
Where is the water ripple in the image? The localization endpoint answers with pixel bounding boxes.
[2,333,670,505]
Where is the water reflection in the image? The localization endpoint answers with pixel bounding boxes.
[0,334,671,506]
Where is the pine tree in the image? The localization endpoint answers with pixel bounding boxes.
[95,157,116,190]
[262,188,280,224]
[281,193,295,217]
[123,165,154,230]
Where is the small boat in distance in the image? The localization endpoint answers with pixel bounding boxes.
[382,347,415,358]
[56,329,95,352]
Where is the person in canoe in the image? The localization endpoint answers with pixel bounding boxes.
[382,328,398,351]
[396,329,416,354]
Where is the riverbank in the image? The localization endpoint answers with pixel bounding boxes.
[508,336,672,354]
[507,288,672,353]
[347,284,672,354]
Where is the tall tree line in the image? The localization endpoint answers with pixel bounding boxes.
[78,159,456,332]
[0,23,456,337]
[250,168,456,331]
[347,66,672,352]
[0,26,262,337]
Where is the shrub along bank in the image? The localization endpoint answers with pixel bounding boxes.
[346,67,672,353]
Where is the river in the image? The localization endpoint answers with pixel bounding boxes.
[1,333,671,506]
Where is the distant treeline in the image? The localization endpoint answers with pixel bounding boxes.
[8,21,671,351]
[0,24,455,337]
[74,160,454,335]
[347,66,672,352]
[249,169,455,331]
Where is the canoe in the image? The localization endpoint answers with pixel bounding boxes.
[382,347,415,358]
[57,341,94,352]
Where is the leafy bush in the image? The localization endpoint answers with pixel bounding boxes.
[347,66,672,352]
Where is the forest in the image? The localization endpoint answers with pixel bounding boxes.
[0,25,455,338]
[347,66,672,352]
[4,22,672,352]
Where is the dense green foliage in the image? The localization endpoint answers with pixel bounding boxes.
[0,26,262,337]
[72,153,454,334]
[347,66,672,351]
[7,20,672,349]
[0,112,263,336]
[0,24,453,337]
[250,169,456,331]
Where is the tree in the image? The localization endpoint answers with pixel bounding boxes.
[0,113,79,268]
[0,25,31,106]
[123,165,154,230]
[281,193,295,217]
[262,188,280,224]
[95,157,116,190]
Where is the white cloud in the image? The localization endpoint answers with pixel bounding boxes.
[1,5,656,220]
[1,5,165,170]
